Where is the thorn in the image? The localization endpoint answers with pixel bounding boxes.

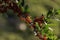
[34,31,37,36]
[55,18,60,21]
[16,0,18,3]
[44,22,47,25]
[49,27,53,31]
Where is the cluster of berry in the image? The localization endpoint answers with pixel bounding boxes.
[0,0,22,15]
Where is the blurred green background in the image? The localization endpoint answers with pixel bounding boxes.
[0,0,60,40]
